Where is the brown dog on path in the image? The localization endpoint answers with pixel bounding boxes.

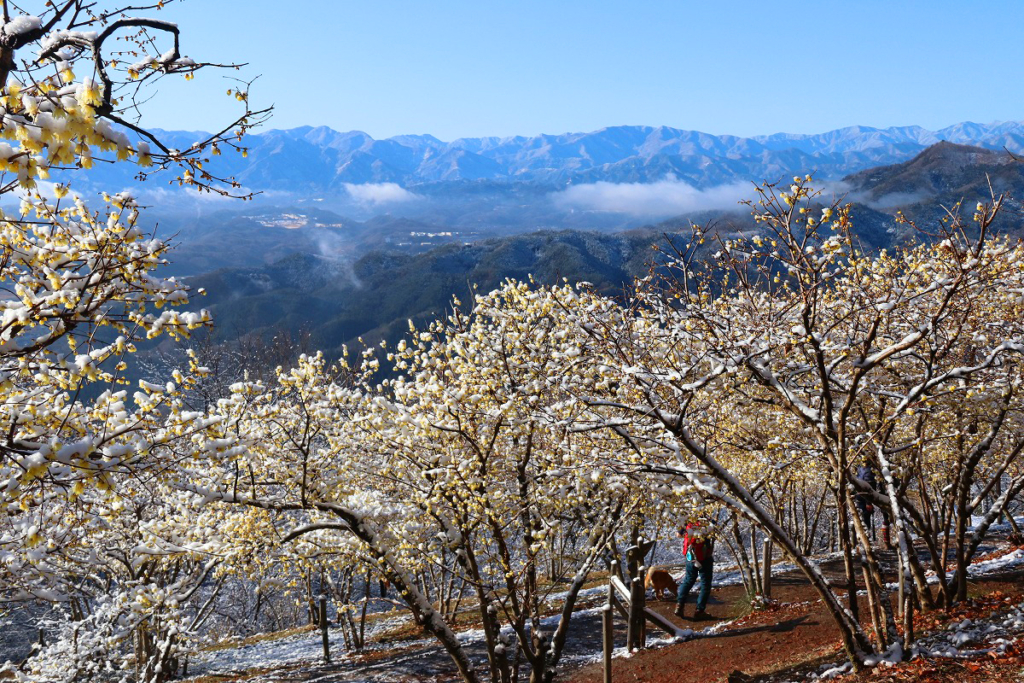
[644,567,679,600]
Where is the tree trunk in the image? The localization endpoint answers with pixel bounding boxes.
[320,596,331,664]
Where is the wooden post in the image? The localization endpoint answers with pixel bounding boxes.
[611,575,684,638]
[640,541,653,644]
[625,545,642,651]
[761,538,772,600]
[625,541,655,651]
[640,597,647,649]
[603,579,614,683]
[306,571,317,625]
[319,596,331,664]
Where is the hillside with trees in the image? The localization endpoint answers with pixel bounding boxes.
[1,3,1024,683]
[168,141,1024,365]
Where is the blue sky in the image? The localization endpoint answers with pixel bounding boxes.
[143,0,1024,140]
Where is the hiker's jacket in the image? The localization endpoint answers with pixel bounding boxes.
[682,523,712,564]
[855,465,877,512]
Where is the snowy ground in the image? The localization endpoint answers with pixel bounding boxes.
[186,554,801,680]
[965,546,1024,578]
[187,614,417,677]
[905,539,1024,589]
[806,541,1024,681]
[810,595,1024,680]
[187,539,1024,682]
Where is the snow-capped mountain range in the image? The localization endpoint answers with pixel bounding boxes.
[136,120,1024,193]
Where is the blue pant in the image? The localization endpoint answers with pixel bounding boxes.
[676,559,713,612]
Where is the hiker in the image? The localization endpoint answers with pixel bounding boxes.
[854,460,877,541]
[674,521,714,619]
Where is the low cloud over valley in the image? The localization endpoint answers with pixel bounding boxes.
[551,176,750,216]
[343,182,422,206]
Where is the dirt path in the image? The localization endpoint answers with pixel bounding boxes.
[568,575,843,683]
[190,542,1020,683]
[566,548,899,683]
[568,553,1024,683]
[219,564,850,683]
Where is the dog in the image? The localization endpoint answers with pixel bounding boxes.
[644,567,679,600]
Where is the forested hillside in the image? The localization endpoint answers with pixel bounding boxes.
[177,142,1024,360]
[189,228,666,354]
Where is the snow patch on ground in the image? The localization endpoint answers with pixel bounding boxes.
[187,613,413,677]
[967,547,1024,577]
[807,545,1024,680]
[911,600,1024,660]
[908,542,1024,590]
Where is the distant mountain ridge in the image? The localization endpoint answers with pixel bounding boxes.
[178,139,1024,357]
[91,121,1024,196]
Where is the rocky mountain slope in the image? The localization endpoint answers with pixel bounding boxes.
[199,121,1024,188]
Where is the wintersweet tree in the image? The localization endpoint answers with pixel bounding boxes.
[0,0,263,516]
[0,195,208,515]
[371,284,657,683]
[16,478,226,682]
[2,0,267,194]
[0,1,265,678]
[183,284,667,683]
[855,295,1024,608]
[556,179,1024,667]
[1,353,249,681]
[176,354,482,671]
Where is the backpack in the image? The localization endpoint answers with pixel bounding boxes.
[684,531,711,564]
